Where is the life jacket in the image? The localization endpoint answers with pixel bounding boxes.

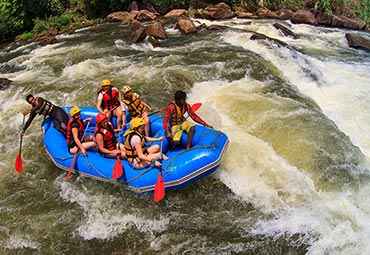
[124,130,148,163]
[35,97,54,116]
[66,117,84,147]
[95,122,117,151]
[170,101,186,127]
[121,94,145,117]
[98,87,120,110]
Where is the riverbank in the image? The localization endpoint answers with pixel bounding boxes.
[30,2,370,52]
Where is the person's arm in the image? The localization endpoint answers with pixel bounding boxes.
[96,93,106,114]
[141,100,153,112]
[20,112,37,136]
[145,136,164,142]
[72,127,86,155]
[187,102,213,128]
[163,104,174,137]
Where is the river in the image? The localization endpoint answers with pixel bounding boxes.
[0,17,370,254]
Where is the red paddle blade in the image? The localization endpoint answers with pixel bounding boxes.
[15,152,22,173]
[191,103,202,112]
[112,156,123,179]
[154,171,165,203]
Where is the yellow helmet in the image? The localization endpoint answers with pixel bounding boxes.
[130,117,145,129]
[70,106,81,117]
[101,79,111,86]
[121,85,131,94]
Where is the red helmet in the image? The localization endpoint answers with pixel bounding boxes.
[96,113,107,125]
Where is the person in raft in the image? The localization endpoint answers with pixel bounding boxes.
[163,90,213,150]
[120,85,152,137]
[96,79,125,130]
[94,113,125,159]
[124,118,167,169]
[20,94,69,137]
[66,106,96,156]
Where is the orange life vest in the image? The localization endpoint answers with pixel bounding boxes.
[170,101,186,127]
[124,130,148,163]
[121,94,145,117]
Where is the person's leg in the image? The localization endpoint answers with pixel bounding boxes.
[142,112,150,137]
[114,107,123,129]
[171,125,183,148]
[182,121,195,150]
[186,126,195,150]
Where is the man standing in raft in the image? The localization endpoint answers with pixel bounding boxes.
[20,94,69,137]
[94,113,125,159]
[66,106,96,156]
[96,79,125,130]
[163,90,213,150]
[120,85,152,137]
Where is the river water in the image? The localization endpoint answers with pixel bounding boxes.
[0,18,370,254]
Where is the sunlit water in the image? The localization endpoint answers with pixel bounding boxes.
[0,18,369,254]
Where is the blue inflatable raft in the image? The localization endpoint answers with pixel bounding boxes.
[41,107,229,193]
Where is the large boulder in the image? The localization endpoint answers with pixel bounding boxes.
[273,23,299,39]
[130,20,146,43]
[250,32,288,47]
[256,7,278,19]
[136,9,157,21]
[338,16,366,30]
[164,9,187,19]
[176,16,198,35]
[0,78,12,90]
[145,21,167,39]
[291,9,317,25]
[106,12,129,22]
[203,2,235,20]
[345,33,370,51]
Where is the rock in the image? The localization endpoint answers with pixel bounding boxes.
[273,23,298,39]
[235,9,257,19]
[315,11,331,26]
[123,11,139,25]
[250,32,288,47]
[256,7,278,19]
[130,20,146,43]
[275,8,293,20]
[291,9,317,25]
[106,12,129,22]
[207,25,228,31]
[0,78,12,90]
[190,0,211,9]
[148,36,160,47]
[345,33,370,51]
[164,9,187,19]
[339,16,366,30]
[176,16,198,35]
[203,2,235,20]
[145,21,167,39]
[136,9,157,21]
[130,0,139,11]
[34,27,58,46]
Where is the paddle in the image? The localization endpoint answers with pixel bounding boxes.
[154,140,165,203]
[66,120,91,181]
[15,115,25,173]
[148,102,202,117]
[112,146,123,180]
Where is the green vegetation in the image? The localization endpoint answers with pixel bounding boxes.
[0,0,369,45]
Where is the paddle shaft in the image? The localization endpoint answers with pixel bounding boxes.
[148,103,202,118]
[66,120,91,180]
[15,115,26,173]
